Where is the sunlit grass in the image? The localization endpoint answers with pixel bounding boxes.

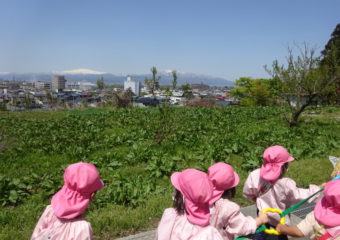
[0,106,339,239]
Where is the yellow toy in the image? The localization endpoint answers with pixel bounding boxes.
[262,208,286,235]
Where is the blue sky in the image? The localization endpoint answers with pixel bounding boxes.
[0,0,339,81]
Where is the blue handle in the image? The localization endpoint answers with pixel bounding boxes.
[332,175,340,181]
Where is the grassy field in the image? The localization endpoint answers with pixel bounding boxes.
[0,106,339,239]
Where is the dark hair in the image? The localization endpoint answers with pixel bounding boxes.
[221,187,236,200]
[173,189,185,215]
[280,162,289,178]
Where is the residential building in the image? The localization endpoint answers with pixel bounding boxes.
[51,76,67,92]
[67,82,80,90]
[124,75,140,96]
[34,81,51,89]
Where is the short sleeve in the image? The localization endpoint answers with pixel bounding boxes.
[297,212,318,238]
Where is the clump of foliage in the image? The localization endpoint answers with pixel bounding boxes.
[0,107,339,239]
[231,77,281,106]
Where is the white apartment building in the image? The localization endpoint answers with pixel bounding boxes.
[124,76,140,96]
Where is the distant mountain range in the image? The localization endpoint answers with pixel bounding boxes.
[0,68,234,86]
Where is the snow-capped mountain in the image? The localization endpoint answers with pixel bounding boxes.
[0,69,234,86]
[58,68,107,75]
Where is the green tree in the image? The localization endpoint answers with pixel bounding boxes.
[321,23,340,67]
[46,91,57,108]
[96,77,105,90]
[144,77,153,95]
[11,92,19,109]
[320,23,340,104]
[164,86,173,99]
[179,83,192,99]
[249,79,271,106]
[265,43,340,126]
[151,66,161,93]
[172,70,178,90]
[24,92,32,109]
[231,77,278,106]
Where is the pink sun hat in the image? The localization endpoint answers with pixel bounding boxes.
[314,179,340,228]
[171,168,213,226]
[260,145,294,184]
[51,162,104,219]
[208,162,239,205]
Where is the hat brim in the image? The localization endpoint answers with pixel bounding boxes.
[98,179,105,190]
[287,156,295,162]
[209,190,224,205]
[231,171,240,188]
[209,172,240,205]
[171,172,182,192]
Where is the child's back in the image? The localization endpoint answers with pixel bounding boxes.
[208,162,267,240]
[243,146,320,226]
[31,162,104,240]
[210,198,258,240]
[31,205,92,240]
[155,169,223,240]
[157,208,222,240]
[243,168,319,225]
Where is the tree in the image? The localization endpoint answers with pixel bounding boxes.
[24,92,32,109]
[103,89,133,108]
[320,23,340,104]
[265,43,340,127]
[231,77,252,99]
[164,86,172,98]
[144,77,154,95]
[151,66,161,92]
[231,77,279,106]
[96,77,105,90]
[179,83,192,99]
[46,91,57,109]
[11,92,19,109]
[249,80,271,106]
[172,70,178,90]
[321,23,340,67]
[145,67,161,96]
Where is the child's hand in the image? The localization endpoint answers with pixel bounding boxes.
[276,223,286,233]
[276,223,284,233]
[258,211,268,225]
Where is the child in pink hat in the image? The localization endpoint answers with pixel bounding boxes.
[276,179,340,240]
[155,168,224,240]
[31,162,104,240]
[208,162,268,240]
[242,146,320,240]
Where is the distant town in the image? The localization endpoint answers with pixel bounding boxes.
[0,75,238,110]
